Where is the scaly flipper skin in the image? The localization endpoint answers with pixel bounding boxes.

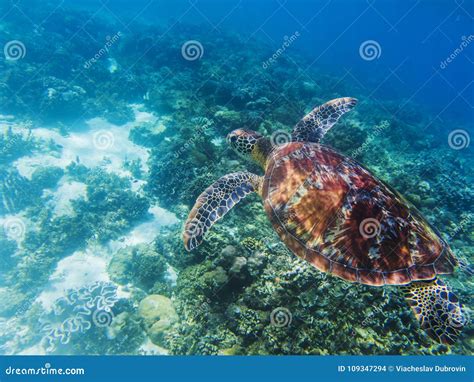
[292,97,358,143]
[183,172,263,251]
[402,278,466,344]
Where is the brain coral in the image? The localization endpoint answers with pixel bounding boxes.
[40,281,118,352]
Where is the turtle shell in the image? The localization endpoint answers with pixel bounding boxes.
[263,142,457,286]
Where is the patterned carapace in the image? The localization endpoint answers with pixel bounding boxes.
[264,142,457,286]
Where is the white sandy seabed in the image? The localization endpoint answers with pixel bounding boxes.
[0,104,178,355]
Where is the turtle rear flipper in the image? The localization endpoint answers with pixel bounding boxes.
[403,278,466,344]
[183,171,263,251]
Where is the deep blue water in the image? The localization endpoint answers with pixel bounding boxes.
[66,0,474,123]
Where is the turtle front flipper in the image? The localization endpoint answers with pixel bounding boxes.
[403,278,466,344]
[183,171,263,251]
[292,97,357,143]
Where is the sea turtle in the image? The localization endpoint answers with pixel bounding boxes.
[183,97,466,345]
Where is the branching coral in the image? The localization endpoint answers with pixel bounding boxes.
[0,126,37,165]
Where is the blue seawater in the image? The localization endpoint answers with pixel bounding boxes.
[0,0,472,356]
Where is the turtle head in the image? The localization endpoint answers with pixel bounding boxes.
[227,129,263,156]
[227,129,272,169]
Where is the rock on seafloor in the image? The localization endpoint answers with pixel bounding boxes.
[138,295,178,346]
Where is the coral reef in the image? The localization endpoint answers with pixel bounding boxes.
[138,295,178,347]
[0,125,37,165]
[37,281,144,355]
[0,1,471,357]
[39,282,119,352]
[108,244,171,295]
